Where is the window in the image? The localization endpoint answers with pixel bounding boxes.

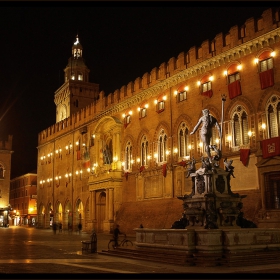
[228,72,240,83]
[124,141,133,171]
[260,57,273,72]
[156,101,165,113]
[258,51,275,89]
[157,130,168,164]
[139,108,147,119]
[178,123,189,158]
[226,64,242,99]
[140,136,149,166]
[202,81,211,92]
[266,95,280,138]
[78,73,83,81]
[199,75,213,98]
[124,115,131,128]
[231,105,249,147]
[0,164,4,179]
[177,90,187,102]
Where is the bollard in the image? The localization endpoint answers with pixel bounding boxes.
[91,230,97,253]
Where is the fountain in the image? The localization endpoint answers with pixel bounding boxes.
[134,96,280,266]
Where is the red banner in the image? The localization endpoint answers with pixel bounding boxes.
[261,137,280,158]
[139,166,145,173]
[240,149,250,166]
[259,68,274,90]
[201,89,213,98]
[178,160,187,168]
[228,80,242,99]
[162,163,167,177]
[77,150,81,160]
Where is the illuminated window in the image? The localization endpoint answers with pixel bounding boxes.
[157,129,168,163]
[199,75,213,98]
[78,73,83,81]
[124,141,133,171]
[231,105,249,147]
[266,95,280,138]
[141,135,149,166]
[156,101,165,113]
[257,50,275,89]
[178,90,187,102]
[178,123,189,158]
[260,57,273,72]
[139,108,147,119]
[202,81,211,92]
[124,115,131,127]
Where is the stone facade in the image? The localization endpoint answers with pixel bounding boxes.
[9,173,37,226]
[0,135,13,227]
[37,8,280,234]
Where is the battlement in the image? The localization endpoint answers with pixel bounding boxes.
[38,7,280,145]
[0,135,13,151]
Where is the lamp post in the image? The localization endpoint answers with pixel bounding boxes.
[220,94,226,153]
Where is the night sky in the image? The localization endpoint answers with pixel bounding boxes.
[0,2,273,178]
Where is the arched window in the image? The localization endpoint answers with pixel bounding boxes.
[178,122,189,158]
[199,74,213,98]
[124,141,132,171]
[78,73,83,81]
[0,163,5,179]
[231,105,249,147]
[226,63,242,99]
[266,95,280,138]
[257,50,275,89]
[140,136,149,166]
[157,129,168,164]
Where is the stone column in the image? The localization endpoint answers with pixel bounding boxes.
[105,188,109,220]
[91,190,96,221]
[108,188,114,221]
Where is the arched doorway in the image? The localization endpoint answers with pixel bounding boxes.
[76,199,84,231]
[64,200,72,230]
[97,191,106,232]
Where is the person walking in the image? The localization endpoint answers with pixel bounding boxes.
[52,222,57,234]
[78,223,82,234]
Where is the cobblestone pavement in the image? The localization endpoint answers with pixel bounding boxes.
[0,226,280,278]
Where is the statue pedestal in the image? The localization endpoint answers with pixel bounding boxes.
[181,166,246,229]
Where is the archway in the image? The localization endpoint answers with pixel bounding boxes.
[75,199,84,231]
[64,200,72,230]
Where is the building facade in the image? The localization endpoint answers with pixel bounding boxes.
[9,173,37,226]
[0,135,13,227]
[37,8,280,234]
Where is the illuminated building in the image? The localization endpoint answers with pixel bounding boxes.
[0,135,13,227]
[9,173,37,226]
[37,8,280,233]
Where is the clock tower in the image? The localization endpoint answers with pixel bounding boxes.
[54,35,99,123]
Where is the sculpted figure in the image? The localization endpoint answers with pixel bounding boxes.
[190,109,221,162]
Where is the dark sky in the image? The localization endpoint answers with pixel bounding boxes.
[0,2,273,178]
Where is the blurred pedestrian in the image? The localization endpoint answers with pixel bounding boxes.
[78,223,82,234]
[53,222,57,234]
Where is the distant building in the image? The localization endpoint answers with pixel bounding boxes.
[9,172,37,226]
[37,8,280,234]
[0,135,13,227]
